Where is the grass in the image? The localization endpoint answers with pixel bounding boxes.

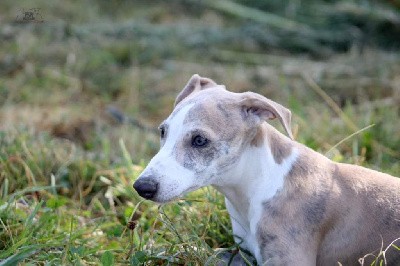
[1,0,400,265]
[0,131,234,264]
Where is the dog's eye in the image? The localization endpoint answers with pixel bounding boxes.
[159,126,166,138]
[192,135,208,147]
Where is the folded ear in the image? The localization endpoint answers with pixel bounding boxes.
[240,92,294,140]
[174,74,219,106]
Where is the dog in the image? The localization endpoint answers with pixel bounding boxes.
[133,74,400,265]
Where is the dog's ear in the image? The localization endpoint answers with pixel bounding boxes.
[174,74,219,106]
[240,92,294,140]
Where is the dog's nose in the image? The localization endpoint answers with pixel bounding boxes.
[133,178,158,199]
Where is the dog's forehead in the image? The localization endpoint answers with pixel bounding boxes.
[167,89,237,130]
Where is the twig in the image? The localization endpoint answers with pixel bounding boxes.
[302,73,358,132]
[303,73,400,159]
[326,124,375,156]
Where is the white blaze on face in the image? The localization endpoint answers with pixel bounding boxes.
[161,103,194,154]
[137,103,199,203]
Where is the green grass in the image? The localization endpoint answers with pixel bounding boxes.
[0,131,236,265]
[1,0,400,265]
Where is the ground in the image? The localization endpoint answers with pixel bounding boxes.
[0,0,399,265]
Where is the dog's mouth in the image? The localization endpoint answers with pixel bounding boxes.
[151,185,199,204]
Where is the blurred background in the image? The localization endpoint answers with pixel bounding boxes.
[0,0,400,264]
[1,0,400,163]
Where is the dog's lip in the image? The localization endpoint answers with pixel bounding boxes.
[151,185,199,204]
[181,185,198,195]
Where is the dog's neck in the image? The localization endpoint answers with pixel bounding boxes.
[214,126,299,231]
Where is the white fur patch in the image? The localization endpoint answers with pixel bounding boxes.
[217,142,299,264]
[162,103,195,153]
[249,148,299,263]
[138,103,197,202]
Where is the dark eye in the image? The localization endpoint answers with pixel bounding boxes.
[159,126,166,138]
[192,135,208,147]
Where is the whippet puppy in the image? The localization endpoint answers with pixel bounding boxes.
[133,74,400,265]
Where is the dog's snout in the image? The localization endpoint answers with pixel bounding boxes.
[133,178,158,199]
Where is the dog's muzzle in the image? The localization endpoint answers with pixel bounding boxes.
[133,178,158,200]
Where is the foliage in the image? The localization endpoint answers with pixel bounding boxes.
[0,0,399,264]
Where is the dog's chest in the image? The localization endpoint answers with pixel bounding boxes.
[225,198,263,263]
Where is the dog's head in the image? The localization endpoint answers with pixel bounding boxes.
[133,74,293,202]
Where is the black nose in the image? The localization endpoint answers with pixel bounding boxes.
[133,178,158,199]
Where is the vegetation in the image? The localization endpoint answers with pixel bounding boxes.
[0,0,399,264]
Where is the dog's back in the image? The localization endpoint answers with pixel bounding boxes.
[317,162,400,265]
